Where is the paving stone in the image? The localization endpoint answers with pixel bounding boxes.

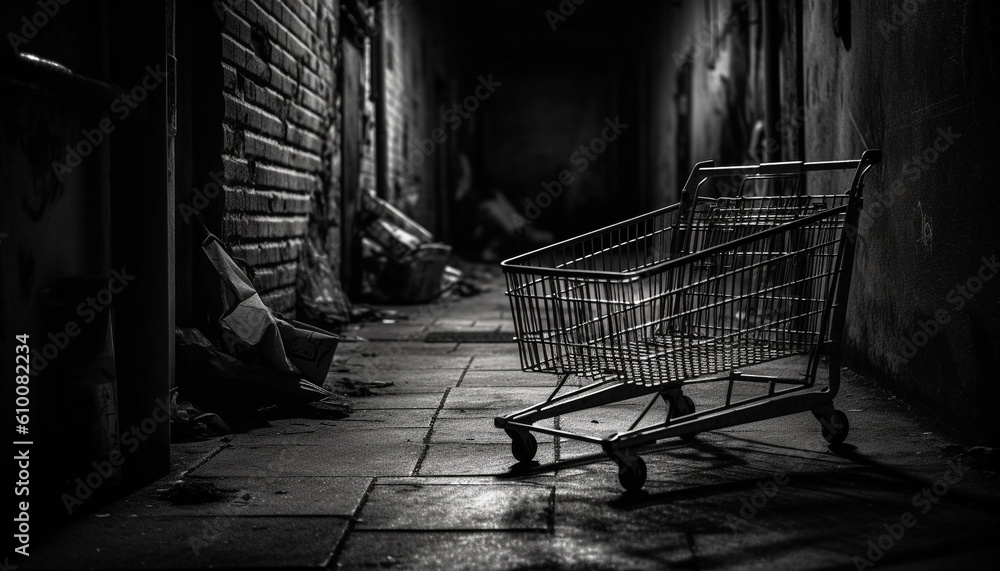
[329,366,463,389]
[350,392,447,410]
[467,355,524,371]
[23,277,1000,570]
[346,341,462,355]
[333,408,436,428]
[449,342,522,357]
[336,531,685,570]
[116,476,371,517]
[442,386,555,411]
[358,481,552,530]
[432,318,476,326]
[347,323,429,340]
[191,428,427,477]
[459,369,559,387]
[230,411,435,444]
[170,438,229,477]
[471,318,513,329]
[24,514,348,570]
[227,418,341,446]
[431,417,554,445]
[345,353,472,369]
[417,442,556,477]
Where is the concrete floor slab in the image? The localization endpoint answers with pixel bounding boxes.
[358,481,553,530]
[449,342,521,356]
[332,408,436,428]
[348,392,447,410]
[22,279,1000,570]
[24,515,348,570]
[336,530,692,570]
[443,386,555,411]
[345,353,473,369]
[115,476,371,517]
[459,369,559,387]
[430,417,554,445]
[191,428,427,478]
[344,323,429,341]
[417,442,556,477]
[468,354,523,370]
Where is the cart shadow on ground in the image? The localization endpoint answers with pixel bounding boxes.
[491,432,1000,567]
[494,431,1000,521]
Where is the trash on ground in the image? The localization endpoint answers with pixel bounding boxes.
[258,395,353,420]
[169,389,231,440]
[202,231,340,384]
[175,327,336,430]
[359,190,457,303]
[298,232,352,332]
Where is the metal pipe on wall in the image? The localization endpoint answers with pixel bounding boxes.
[762,0,781,162]
[373,0,389,199]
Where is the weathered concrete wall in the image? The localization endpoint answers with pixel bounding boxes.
[803,0,1000,439]
[648,0,1000,439]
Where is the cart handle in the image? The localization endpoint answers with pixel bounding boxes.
[502,202,849,282]
[676,149,881,250]
[690,150,881,178]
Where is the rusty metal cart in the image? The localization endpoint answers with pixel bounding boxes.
[495,150,881,491]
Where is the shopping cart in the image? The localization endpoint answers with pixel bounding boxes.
[495,150,881,491]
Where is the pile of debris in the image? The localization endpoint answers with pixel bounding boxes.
[174,191,494,438]
[359,190,461,303]
[174,230,348,438]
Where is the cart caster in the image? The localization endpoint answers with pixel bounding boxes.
[666,394,697,440]
[820,410,850,445]
[618,456,647,492]
[669,395,696,420]
[506,430,537,462]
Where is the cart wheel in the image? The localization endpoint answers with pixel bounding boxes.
[669,395,697,440]
[670,395,695,419]
[618,456,647,492]
[820,410,850,445]
[508,430,537,462]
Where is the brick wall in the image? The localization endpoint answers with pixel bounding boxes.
[380,0,429,221]
[217,0,340,314]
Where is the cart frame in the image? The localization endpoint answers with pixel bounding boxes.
[495,150,881,491]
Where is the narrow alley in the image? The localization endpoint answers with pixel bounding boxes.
[20,277,1000,569]
[3,0,1000,569]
